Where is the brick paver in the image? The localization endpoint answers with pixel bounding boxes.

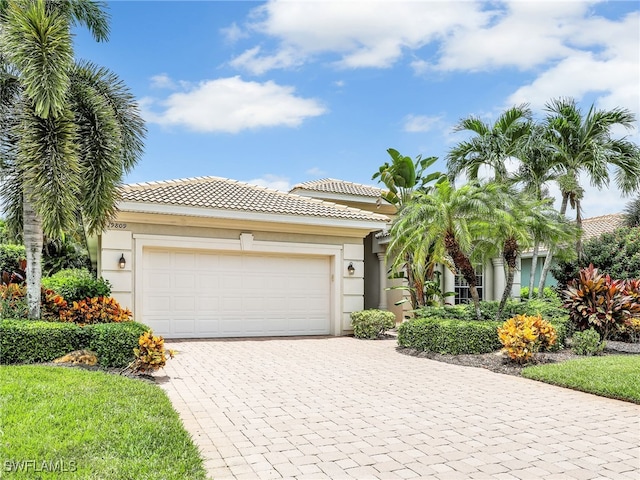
[158,337,640,479]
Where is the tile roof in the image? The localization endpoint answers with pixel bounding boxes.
[581,213,625,240]
[291,178,385,198]
[119,176,389,222]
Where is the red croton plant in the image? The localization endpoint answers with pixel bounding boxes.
[563,264,640,340]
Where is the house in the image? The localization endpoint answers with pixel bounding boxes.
[520,213,625,288]
[91,176,388,339]
[92,175,625,338]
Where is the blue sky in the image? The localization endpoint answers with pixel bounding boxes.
[73,0,639,218]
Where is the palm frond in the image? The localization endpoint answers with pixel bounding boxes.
[3,0,73,119]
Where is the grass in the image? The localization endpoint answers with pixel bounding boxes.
[0,365,206,479]
[522,355,640,404]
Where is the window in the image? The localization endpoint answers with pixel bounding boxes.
[454,266,483,304]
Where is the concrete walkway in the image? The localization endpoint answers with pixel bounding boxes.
[158,337,640,480]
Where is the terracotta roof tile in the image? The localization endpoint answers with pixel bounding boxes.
[581,213,625,240]
[291,178,384,198]
[119,176,389,222]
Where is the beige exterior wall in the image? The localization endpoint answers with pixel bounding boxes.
[98,212,374,336]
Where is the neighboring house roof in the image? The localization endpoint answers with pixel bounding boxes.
[118,176,389,222]
[290,178,384,198]
[581,213,625,240]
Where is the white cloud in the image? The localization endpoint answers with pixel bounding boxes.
[231,0,485,72]
[507,12,640,120]
[246,174,291,192]
[150,73,176,89]
[229,46,303,75]
[403,114,443,133]
[220,22,248,44]
[142,76,327,133]
[229,1,638,138]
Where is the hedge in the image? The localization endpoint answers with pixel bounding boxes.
[397,318,502,354]
[397,316,570,355]
[0,319,149,367]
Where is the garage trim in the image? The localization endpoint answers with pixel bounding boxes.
[133,234,343,336]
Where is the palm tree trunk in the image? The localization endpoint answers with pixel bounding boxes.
[498,237,518,319]
[469,285,481,320]
[528,240,540,299]
[444,231,481,319]
[23,192,43,319]
[538,193,570,298]
[575,198,583,260]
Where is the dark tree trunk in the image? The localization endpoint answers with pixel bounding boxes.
[444,230,481,319]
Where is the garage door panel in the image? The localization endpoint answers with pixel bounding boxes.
[142,248,331,338]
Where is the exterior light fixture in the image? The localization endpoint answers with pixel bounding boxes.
[118,254,126,269]
[347,262,355,275]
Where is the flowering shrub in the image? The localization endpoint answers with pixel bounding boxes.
[65,296,132,324]
[498,314,557,364]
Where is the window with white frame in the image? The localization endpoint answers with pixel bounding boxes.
[454,266,483,304]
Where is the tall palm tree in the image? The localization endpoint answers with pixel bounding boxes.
[536,98,640,294]
[0,0,145,318]
[391,179,501,319]
[509,124,560,298]
[447,105,532,183]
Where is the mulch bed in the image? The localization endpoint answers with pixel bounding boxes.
[397,340,640,377]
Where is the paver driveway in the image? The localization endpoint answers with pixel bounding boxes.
[159,337,640,480]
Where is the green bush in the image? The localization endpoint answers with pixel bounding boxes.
[42,268,111,302]
[0,319,88,364]
[572,328,606,356]
[351,309,395,339]
[0,319,149,367]
[415,305,473,321]
[0,244,26,274]
[397,318,502,354]
[520,286,559,300]
[88,322,149,367]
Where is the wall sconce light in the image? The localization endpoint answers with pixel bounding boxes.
[347,262,355,275]
[118,254,126,269]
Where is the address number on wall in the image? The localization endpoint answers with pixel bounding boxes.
[108,222,128,229]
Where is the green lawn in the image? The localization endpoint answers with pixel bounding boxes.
[522,355,640,404]
[0,365,206,479]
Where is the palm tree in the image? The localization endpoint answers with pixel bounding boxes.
[447,105,532,183]
[0,0,145,318]
[373,148,444,310]
[390,179,501,319]
[536,98,640,294]
[509,124,560,298]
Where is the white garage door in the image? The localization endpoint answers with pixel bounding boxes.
[141,248,331,338]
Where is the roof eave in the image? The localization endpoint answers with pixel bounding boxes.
[117,201,389,232]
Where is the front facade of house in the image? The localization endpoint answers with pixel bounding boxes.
[93,177,388,339]
[94,176,623,338]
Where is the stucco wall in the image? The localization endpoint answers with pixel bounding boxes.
[99,215,372,336]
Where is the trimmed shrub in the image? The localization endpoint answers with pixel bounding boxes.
[572,328,606,356]
[0,319,88,364]
[397,318,502,354]
[88,322,150,367]
[0,319,149,367]
[498,314,557,364]
[351,309,395,339]
[42,269,111,302]
[415,305,473,321]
